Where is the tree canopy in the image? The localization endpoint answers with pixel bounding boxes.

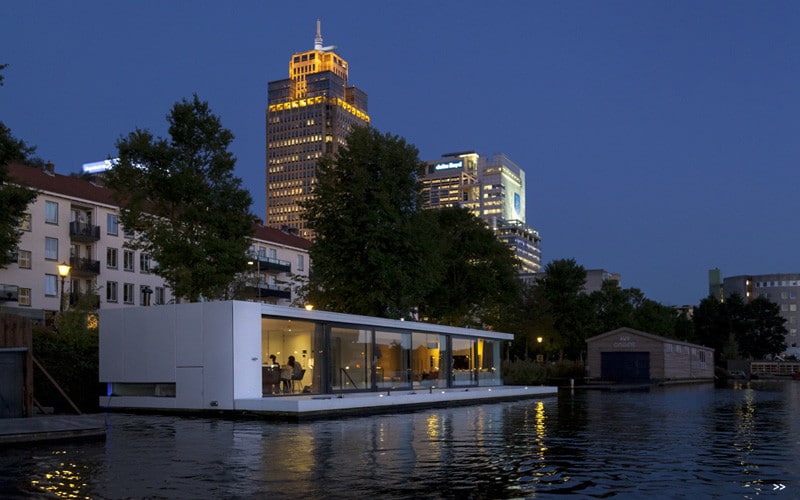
[105,94,254,302]
[302,125,432,318]
[0,64,38,268]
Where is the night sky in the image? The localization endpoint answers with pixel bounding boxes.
[3,1,799,306]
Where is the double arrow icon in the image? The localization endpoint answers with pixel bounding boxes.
[773,484,786,491]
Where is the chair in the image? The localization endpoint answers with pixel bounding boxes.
[292,368,306,393]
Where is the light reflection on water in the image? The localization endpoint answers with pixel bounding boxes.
[1,380,798,499]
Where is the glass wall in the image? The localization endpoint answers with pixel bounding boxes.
[260,315,506,395]
[330,326,371,392]
[451,337,477,386]
[411,332,446,388]
[261,317,319,395]
[374,330,411,389]
[477,339,502,386]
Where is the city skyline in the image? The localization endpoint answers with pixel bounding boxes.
[3,2,798,307]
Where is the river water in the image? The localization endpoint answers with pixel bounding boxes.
[2,380,798,499]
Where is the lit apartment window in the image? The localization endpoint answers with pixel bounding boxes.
[18,288,31,306]
[123,250,135,272]
[20,213,31,231]
[45,237,58,260]
[155,287,165,305]
[106,281,118,302]
[18,250,31,269]
[45,201,58,224]
[107,214,119,236]
[107,248,118,269]
[44,274,57,296]
[123,283,134,304]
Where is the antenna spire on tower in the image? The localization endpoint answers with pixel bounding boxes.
[314,19,323,50]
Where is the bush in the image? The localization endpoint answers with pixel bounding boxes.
[32,312,100,414]
[502,359,549,385]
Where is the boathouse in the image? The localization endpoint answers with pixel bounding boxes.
[99,301,555,416]
[586,327,714,383]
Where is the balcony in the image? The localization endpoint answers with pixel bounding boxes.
[69,221,101,242]
[0,284,19,302]
[69,257,101,275]
[249,254,291,274]
[247,283,291,300]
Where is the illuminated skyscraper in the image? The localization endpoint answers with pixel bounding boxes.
[422,152,542,273]
[266,20,370,239]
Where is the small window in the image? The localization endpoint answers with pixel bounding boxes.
[20,213,32,231]
[123,283,134,304]
[45,237,58,260]
[297,254,305,271]
[44,274,57,296]
[107,214,119,236]
[106,281,118,303]
[45,201,58,224]
[18,288,31,306]
[123,226,134,239]
[140,254,151,274]
[155,287,165,305]
[107,248,118,269]
[18,250,32,269]
[123,250,135,272]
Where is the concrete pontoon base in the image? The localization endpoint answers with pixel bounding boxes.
[0,415,107,445]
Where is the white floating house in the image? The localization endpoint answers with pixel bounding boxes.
[99,301,555,417]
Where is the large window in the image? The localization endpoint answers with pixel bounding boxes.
[123,283,134,304]
[45,237,58,260]
[330,326,371,392]
[412,332,446,388]
[261,317,318,395]
[45,201,58,224]
[452,337,478,386]
[477,339,502,386]
[374,330,411,389]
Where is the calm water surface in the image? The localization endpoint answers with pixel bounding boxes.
[2,381,799,499]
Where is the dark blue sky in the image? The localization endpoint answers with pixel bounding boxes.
[3,1,799,306]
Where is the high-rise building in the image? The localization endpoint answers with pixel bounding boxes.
[266,20,370,239]
[716,271,800,357]
[422,152,542,273]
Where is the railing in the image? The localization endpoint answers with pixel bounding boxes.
[255,283,291,300]
[69,221,101,242]
[249,254,291,273]
[69,257,101,275]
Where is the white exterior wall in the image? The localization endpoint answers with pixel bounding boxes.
[100,301,262,410]
[4,190,172,311]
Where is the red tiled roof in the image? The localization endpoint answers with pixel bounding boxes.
[7,162,313,250]
[253,225,312,250]
[7,162,117,206]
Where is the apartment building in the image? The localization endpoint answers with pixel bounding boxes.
[1,163,310,319]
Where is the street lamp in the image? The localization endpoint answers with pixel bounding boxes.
[57,261,71,312]
[536,336,544,363]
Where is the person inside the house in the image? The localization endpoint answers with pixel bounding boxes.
[281,355,303,393]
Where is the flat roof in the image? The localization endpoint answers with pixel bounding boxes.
[258,303,514,341]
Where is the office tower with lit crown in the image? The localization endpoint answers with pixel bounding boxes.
[266,21,370,239]
[422,152,542,273]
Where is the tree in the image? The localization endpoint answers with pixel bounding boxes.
[0,64,38,268]
[740,297,787,359]
[302,125,433,318]
[416,206,520,328]
[536,259,590,361]
[105,95,254,302]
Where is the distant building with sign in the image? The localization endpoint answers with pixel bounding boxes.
[421,151,542,273]
[586,328,714,383]
[266,20,370,239]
